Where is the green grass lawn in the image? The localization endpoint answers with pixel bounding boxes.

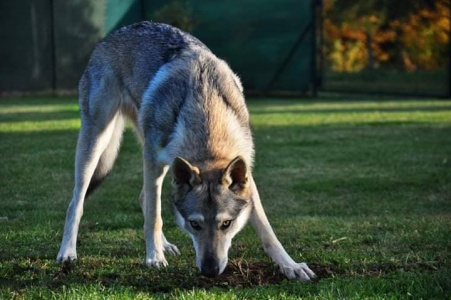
[1,96,450,299]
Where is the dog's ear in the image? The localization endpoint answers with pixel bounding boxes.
[223,156,249,193]
[172,157,201,187]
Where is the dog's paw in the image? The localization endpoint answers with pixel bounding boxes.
[56,249,77,263]
[163,241,180,256]
[279,262,316,282]
[145,252,168,268]
[161,233,180,256]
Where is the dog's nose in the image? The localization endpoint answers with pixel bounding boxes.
[201,257,220,277]
[201,265,220,277]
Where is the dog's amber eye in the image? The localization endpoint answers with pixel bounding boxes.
[190,221,201,230]
[221,220,232,230]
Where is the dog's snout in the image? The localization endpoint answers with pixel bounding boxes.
[200,256,220,277]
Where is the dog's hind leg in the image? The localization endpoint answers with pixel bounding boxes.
[57,106,124,263]
[249,177,316,282]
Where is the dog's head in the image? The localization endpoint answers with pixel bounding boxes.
[171,156,252,277]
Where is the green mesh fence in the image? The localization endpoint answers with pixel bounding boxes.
[147,0,315,93]
[0,0,54,92]
[0,0,315,94]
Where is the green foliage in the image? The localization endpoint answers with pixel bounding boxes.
[1,96,450,299]
[323,0,450,71]
[329,0,438,22]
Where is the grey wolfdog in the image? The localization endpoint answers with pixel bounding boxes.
[56,21,315,281]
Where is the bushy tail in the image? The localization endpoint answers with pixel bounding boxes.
[86,115,125,197]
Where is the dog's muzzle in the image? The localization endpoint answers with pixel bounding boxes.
[200,255,224,277]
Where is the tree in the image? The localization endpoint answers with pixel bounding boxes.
[323,0,450,72]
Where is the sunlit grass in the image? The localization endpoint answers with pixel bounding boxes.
[0,119,81,132]
[250,99,451,126]
[0,103,78,114]
[250,99,451,111]
[0,98,80,132]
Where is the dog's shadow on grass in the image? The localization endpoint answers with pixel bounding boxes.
[48,257,442,294]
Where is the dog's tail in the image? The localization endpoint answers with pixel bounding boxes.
[86,115,125,197]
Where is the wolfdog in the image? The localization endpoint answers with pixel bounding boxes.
[56,21,315,281]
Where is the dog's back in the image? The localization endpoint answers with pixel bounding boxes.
[79,22,207,119]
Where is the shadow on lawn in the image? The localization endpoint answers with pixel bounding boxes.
[11,259,318,293]
[5,257,444,294]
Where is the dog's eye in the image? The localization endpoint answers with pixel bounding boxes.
[190,221,201,230]
[221,220,232,230]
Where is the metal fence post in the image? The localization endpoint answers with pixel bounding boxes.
[49,0,56,94]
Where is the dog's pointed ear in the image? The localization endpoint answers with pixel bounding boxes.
[172,157,201,187]
[222,156,249,193]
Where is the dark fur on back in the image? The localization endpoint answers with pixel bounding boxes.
[79,22,208,117]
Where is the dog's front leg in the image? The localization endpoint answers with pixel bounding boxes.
[249,178,316,282]
[142,156,170,268]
